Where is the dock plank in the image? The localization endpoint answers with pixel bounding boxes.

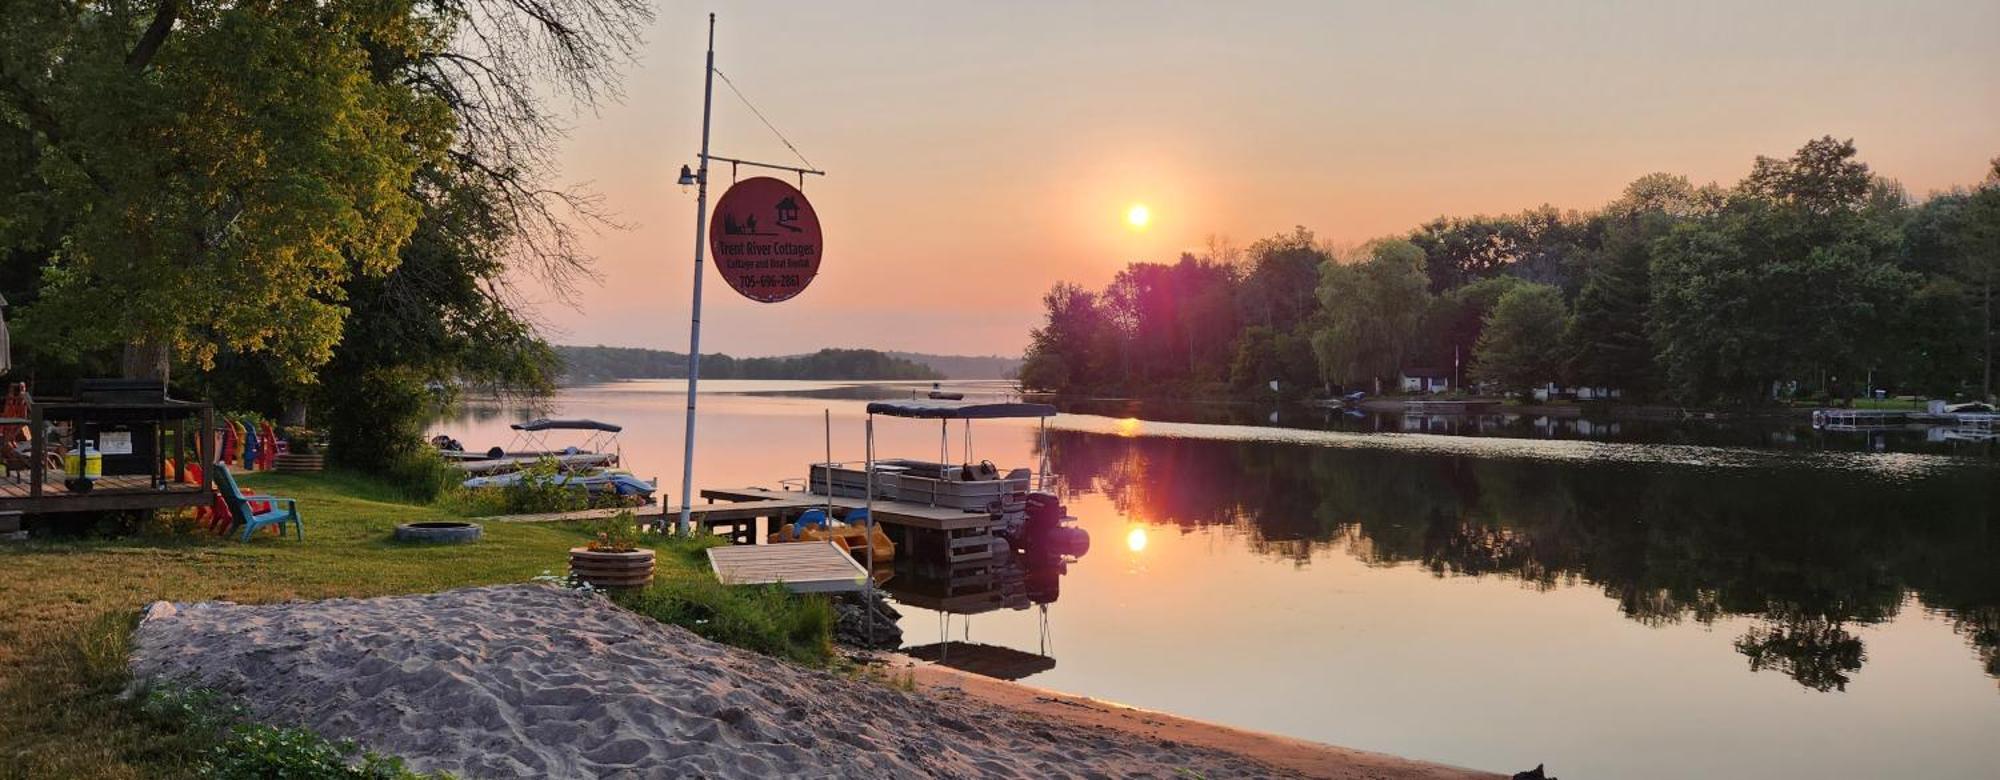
[474,506,665,525]
[706,541,868,593]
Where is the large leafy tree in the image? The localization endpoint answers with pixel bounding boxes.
[1649,138,1916,402]
[2,2,452,382]
[2,0,649,475]
[1019,282,1112,394]
[1236,227,1327,333]
[1471,283,1567,395]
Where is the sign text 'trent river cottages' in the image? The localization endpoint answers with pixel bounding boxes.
[709,176,823,303]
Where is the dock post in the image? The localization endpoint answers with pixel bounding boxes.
[864,415,875,646]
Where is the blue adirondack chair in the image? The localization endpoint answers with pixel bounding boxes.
[210,462,303,542]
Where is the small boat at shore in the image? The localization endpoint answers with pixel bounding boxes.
[439,418,624,474]
[443,418,654,501]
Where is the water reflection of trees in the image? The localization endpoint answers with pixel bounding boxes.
[1047,431,2000,691]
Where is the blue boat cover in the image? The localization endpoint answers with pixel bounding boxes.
[864,400,1057,419]
[511,418,622,432]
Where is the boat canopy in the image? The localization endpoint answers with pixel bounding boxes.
[511,418,623,433]
[864,400,1057,419]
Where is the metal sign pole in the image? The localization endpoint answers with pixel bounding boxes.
[676,13,717,536]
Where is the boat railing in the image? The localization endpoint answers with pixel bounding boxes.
[806,460,1066,500]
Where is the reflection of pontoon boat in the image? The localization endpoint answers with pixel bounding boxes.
[885,552,1071,679]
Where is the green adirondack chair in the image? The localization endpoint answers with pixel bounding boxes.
[210,462,303,542]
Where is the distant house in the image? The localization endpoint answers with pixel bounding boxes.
[1400,367,1451,394]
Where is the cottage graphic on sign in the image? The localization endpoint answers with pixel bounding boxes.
[709,177,823,303]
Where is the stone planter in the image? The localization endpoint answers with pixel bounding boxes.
[568,547,655,589]
[273,453,325,473]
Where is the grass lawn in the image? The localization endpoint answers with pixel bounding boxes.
[1848,397,1927,410]
[0,470,824,779]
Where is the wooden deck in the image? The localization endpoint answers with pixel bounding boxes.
[705,541,868,593]
[0,476,207,513]
[697,487,993,530]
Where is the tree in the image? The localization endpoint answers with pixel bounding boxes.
[5,2,451,383]
[1236,227,1328,333]
[1741,136,1873,216]
[1415,275,1525,387]
[1564,175,1691,396]
[1649,138,1916,402]
[1311,240,1430,391]
[1020,282,1111,393]
[1472,284,1567,395]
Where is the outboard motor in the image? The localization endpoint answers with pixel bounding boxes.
[1005,491,1090,559]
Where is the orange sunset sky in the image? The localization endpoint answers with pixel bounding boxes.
[536,0,1999,358]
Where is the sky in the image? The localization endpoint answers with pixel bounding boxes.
[531,0,2000,358]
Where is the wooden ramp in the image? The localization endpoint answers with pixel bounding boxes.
[706,541,868,593]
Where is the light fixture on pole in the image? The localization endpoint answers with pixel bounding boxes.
[677,164,697,190]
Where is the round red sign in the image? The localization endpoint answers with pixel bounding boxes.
[708,177,822,303]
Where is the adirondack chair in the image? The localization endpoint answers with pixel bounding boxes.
[210,463,302,542]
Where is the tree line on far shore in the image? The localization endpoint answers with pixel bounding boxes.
[558,346,941,383]
[1020,137,2000,405]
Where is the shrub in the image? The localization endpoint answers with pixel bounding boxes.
[140,686,443,779]
[585,511,641,552]
[611,543,835,667]
[385,447,462,504]
[204,723,436,780]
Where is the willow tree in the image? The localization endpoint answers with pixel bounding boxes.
[1311,239,1430,393]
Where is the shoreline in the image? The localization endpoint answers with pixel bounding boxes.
[885,654,1500,779]
[131,584,1503,779]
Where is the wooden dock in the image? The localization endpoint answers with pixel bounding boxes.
[693,487,999,564]
[474,505,667,525]
[1814,409,1913,430]
[706,541,868,593]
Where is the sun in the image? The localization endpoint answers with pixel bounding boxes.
[1125,203,1150,230]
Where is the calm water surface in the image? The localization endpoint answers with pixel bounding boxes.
[434,380,2000,779]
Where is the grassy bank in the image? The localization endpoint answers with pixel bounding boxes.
[0,471,830,779]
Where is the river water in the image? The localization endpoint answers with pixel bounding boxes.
[432,380,2000,779]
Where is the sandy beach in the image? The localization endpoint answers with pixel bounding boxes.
[130,584,1498,779]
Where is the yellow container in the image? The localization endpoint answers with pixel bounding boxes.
[84,447,103,479]
[64,452,80,475]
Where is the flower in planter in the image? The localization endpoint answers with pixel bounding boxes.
[586,511,642,553]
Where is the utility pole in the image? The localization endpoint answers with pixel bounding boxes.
[676,13,717,536]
